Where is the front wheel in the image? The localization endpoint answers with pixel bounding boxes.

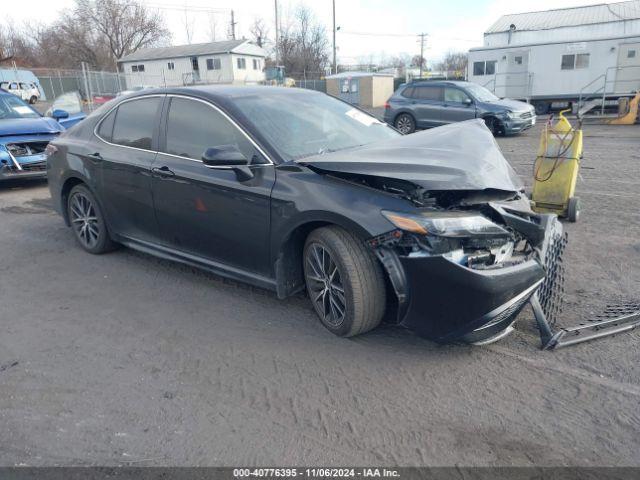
[394,113,416,134]
[484,116,502,135]
[67,184,116,254]
[303,226,386,337]
[29,96,37,104]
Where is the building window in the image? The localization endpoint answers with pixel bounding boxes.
[131,64,145,72]
[628,49,636,59]
[561,53,589,70]
[167,62,175,70]
[237,58,246,69]
[191,57,199,71]
[206,58,221,70]
[514,56,523,65]
[473,60,496,76]
[252,59,260,70]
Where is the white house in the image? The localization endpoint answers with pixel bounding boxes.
[467,0,640,113]
[118,39,267,88]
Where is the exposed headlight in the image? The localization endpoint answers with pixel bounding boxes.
[505,111,518,119]
[381,210,509,238]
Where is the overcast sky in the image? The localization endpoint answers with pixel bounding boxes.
[10,0,622,65]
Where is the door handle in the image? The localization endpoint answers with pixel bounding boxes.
[152,166,175,177]
[87,152,103,160]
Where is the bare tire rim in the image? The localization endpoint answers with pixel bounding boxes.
[305,244,346,327]
[396,115,412,134]
[70,192,100,249]
[485,117,497,134]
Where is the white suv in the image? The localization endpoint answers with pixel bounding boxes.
[0,81,41,104]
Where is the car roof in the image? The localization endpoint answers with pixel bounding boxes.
[122,85,324,102]
[407,80,473,88]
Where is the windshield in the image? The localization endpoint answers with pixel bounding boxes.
[0,94,40,120]
[465,84,499,102]
[233,91,399,161]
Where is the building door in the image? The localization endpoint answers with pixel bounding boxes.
[615,43,640,93]
[504,50,530,99]
[190,56,200,82]
[338,77,360,105]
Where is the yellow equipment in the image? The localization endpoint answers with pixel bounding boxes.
[531,110,582,222]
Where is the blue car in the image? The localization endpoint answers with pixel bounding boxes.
[0,90,86,181]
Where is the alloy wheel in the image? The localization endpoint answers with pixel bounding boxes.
[69,192,100,249]
[395,115,413,134]
[305,244,346,327]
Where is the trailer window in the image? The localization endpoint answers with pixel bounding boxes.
[628,49,636,59]
[561,53,589,70]
[473,60,496,76]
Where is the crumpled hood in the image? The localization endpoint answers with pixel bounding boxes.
[297,119,524,192]
[485,98,533,113]
[0,117,63,136]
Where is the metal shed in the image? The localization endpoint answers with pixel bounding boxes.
[326,72,394,108]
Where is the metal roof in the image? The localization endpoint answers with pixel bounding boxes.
[487,0,640,33]
[119,39,248,62]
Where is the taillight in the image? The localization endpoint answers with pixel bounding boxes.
[384,101,390,110]
[45,144,58,157]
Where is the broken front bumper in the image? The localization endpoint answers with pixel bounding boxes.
[0,162,48,181]
[393,253,544,343]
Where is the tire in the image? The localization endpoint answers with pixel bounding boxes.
[303,226,386,337]
[67,184,116,254]
[484,116,501,135]
[567,196,580,222]
[29,96,37,104]
[394,113,416,134]
[534,101,550,115]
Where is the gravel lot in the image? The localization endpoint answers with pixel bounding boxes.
[0,120,638,466]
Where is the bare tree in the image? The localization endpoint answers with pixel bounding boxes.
[249,18,269,48]
[75,0,170,62]
[207,13,218,42]
[435,51,468,78]
[279,5,329,78]
[183,8,195,45]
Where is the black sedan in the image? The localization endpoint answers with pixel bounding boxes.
[46,86,564,344]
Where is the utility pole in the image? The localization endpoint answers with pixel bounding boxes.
[332,0,337,74]
[230,10,237,40]
[274,0,279,65]
[418,33,427,78]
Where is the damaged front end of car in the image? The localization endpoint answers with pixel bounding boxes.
[298,120,567,344]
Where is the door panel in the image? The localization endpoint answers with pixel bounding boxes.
[152,96,275,276]
[505,50,530,99]
[616,43,640,93]
[412,85,444,127]
[97,96,163,242]
[441,87,476,124]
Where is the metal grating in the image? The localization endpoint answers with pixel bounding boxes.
[537,231,568,327]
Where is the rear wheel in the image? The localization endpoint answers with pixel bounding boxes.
[67,184,116,254]
[567,196,580,222]
[534,101,550,115]
[303,226,386,337]
[394,113,416,134]
[29,96,37,104]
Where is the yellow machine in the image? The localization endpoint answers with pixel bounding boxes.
[531,110,582,222]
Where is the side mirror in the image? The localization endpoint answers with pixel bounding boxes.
[463,98,473,106]
[202,145,248,166]
[51,109,70,120]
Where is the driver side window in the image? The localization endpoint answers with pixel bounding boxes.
[444,88,470,104]
[163,97,262,163]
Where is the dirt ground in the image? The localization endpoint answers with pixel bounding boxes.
[0,120,638,467]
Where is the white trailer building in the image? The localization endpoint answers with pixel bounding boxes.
[118,40,266,88]
[467,1,640,114]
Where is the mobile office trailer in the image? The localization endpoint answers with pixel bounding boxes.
[467,1,640,115]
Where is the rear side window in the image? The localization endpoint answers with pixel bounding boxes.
[111,97,161,150]
[163,97,257,162]
[414,86,443,101]
[97,109,116,142]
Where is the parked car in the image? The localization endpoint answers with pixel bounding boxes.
[47,86,563,345]
[0,90,86,181]
[0,81,41,104]
[384,80,536,135]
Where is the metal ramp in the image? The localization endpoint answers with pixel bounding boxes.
[529,232,640,349]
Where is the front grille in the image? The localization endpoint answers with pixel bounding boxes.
[537,231,568,326]
[20,161,47,172]
[6,142,48,157]
[480,291,531,331]
[520,111,533,119]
